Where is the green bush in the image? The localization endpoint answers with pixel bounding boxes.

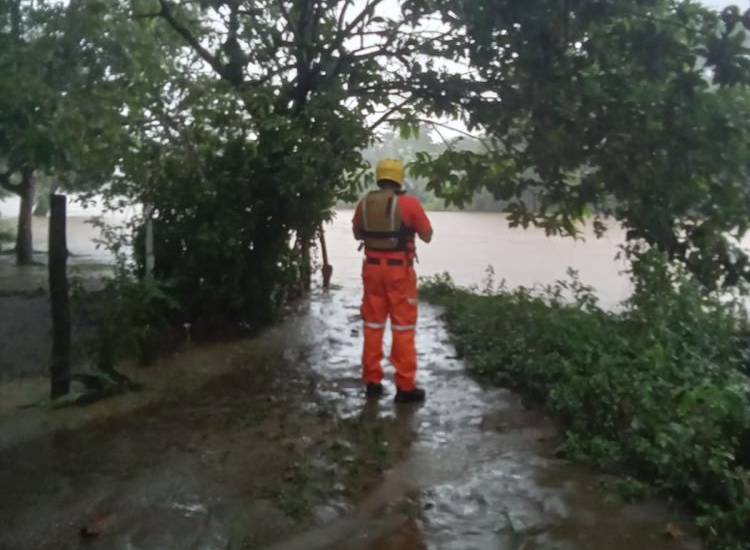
[422,254,750,549]
[74,262,180,371]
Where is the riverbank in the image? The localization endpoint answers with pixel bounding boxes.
[421,265,750,549]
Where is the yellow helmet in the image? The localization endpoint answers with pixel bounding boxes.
[375,158,405,187]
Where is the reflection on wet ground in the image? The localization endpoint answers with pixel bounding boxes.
[274,288,701,550]
[0,284,701,549]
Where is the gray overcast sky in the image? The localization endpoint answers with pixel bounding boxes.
[702,0,748,9]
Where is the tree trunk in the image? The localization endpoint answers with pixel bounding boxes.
[15,169,35,266]
[144,203,155,279]
[49,194,71,399]
[300,230,311,292]
[319,225,332,289]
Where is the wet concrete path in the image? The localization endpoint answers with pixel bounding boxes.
[0,286,700,549]
[274,288,701,550]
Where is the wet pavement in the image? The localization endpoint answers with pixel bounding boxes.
[272,287,701,550]
[0,283,701,549]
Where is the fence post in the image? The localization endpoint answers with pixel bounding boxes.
[49,193,71,398]
[144,203,155,279]
[320,224,332,289]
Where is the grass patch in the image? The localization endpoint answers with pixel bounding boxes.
[422,254,750,550]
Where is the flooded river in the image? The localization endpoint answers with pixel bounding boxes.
[327,210,631,310]
[0,209,699,549]
[1,209,631,306]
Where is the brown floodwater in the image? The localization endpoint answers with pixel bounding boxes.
[3,209,631,304]
[0,210,699,549]
[325,210,631,309]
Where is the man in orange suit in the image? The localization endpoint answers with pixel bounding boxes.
[352,159,433,403]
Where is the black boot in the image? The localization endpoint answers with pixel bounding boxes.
[366,383,384,398]
[394,387,426,403]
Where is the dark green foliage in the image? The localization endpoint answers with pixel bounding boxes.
[132,138,312,332]
[74,264,180,372]
[408,0,750,289]
[422,254,750,549]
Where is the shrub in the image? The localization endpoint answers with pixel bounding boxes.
[74,261,180,371]
[422,253,750,549]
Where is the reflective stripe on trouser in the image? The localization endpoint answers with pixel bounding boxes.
[361,259,418,391]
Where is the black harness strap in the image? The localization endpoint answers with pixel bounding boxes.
[362,230,402,239]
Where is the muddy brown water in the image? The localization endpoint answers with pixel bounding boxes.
[0,211,699,549]
[326,210,632,310]
[1,210,630,304]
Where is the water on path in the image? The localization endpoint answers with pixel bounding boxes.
[0,283,700,549]
[269,287,700,550]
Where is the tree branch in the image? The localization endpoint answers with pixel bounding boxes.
[343,0,386,37]
[158,0,226,78]
[431,123,454,151]
[336,0,354,36]
[276,0,296,33]
[391,117,492,151]
[368,97,416,130]
[131,10,162,20]
[324,0,384,60]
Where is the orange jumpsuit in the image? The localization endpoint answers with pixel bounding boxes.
[352,195,433,391]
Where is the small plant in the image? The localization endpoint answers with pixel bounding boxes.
[92,268,179,369]
[75,218,181,374]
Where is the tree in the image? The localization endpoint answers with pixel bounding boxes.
[0,0,140,264]
[95,0,457,327]
[357,127,507,211]
[408,0,750,289]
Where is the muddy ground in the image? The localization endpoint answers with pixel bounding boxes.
[0,286,701,550]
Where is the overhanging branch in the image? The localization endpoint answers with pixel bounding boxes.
[368,97,416,130]
[158,0,226,78]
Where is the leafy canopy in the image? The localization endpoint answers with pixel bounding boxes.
[407,0,750,289]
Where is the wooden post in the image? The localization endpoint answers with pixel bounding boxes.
[15,169,35,265]
[299,229,312,292]
[320,224,332,289]
[48,193,71,398]
[144,203,155,279]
